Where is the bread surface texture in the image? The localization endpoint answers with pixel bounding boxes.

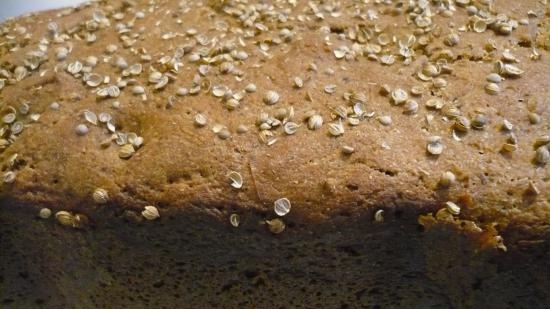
[0,0,548,236]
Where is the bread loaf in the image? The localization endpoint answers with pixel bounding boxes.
[0,0,549,308]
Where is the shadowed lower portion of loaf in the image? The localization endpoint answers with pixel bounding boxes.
[2,202,549,309]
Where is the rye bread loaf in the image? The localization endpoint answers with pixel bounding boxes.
[0,0,549,308]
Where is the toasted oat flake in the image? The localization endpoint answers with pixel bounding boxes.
[3,171,16,183]
[444,33,460,46]
[378,115,392,126]
[85,56,98,67]
[391,89,408,105]
[50,102,60,110]
[132,86,145,95]
[341,145,355,154]
[472,114,488,130]
[410,85,424,96]
[98,85,121,98]
[142,206,160,220]
[39,208,52,219]
[374,210,384,222]
[439,171,456,188]
[244,83,257,93]
[107,120,116,133]
[11,122,24,135]
[119,144,135,159]
[473,20,487,33]
[2,113,16,124]
[528,181,540,195]
[212,85,226,97]
[258,130,277,146]
[500,63,524,77]
[445,201,461,215]
[284,122,300,135]
[534,136,550,148]
[227,171,243,189]
[486,73,503,83]
[274,198,291,216]
[501,143,517,153]
[229,214,240,227]
[427,136,443,155]
[83,110,98,125]
[111,101,121,109]
[454,116,471,132]
[67,61,83,74]
[93,188,109,204]
[55,211,75,226]
[403,100,419,114]
[98,113,112,123]
[75,124,89,136]
[308,115,323,130]
[263,90,280,105]
[19,103,29,115]
[528,112,541,125]
[86,73,103,87]
[331,106,348,119]
[29,113,40,122]
[433,78,447,89]
[328,121,345,136]
[333,49,346,59]
[225,99,240,110]
[348,117,360,126]
[236,125,249,134]
[324,84,337,94]
[128,63,143,75]
[502,119,513,131]
[217,129,231,140]
[194,113,207,127]
[535,146,549,165]
[294,77,303,88]
[425,98,444,110]
[176,87,189,96]
[485,83,500,95]
[154,75,169,90]
[380,54,395,65]
[212,124,224,134]
[352,102,365,116]
[266,218,285,234]
[495,236,507,251]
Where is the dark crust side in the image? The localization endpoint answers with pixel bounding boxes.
[1,202,550,308]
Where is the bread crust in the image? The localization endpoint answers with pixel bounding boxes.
[0,0,548,240]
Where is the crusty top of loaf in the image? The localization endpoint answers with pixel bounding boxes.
[0,0,548,234]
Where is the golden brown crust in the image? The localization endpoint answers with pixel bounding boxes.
[0,0,548,239]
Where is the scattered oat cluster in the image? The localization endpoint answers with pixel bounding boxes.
[0,0,547,237]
